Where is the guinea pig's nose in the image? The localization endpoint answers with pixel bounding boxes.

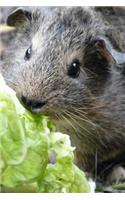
[21,95,46,110]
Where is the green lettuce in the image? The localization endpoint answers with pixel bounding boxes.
[0,74,90,193]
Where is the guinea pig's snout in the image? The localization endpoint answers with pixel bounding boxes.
[21,95,46,111]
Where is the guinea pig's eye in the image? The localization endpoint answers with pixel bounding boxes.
[68,59,80,78]
[24,45,32,61]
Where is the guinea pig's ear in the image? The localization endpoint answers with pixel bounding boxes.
[94,37,125,65]
[7,7,32,28]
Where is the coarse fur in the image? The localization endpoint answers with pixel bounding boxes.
[1,6,125,184]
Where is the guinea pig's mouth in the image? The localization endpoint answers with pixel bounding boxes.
[31,108,62,121]
[19,94,47,112]
[19,96,61,120]
[18,93,87,122]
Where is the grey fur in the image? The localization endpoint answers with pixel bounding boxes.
[1,7,125,184]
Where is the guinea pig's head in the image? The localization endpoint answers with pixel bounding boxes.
[3,7,125,120]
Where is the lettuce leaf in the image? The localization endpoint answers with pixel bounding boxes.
[0,74,90,193]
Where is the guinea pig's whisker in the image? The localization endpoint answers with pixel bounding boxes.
[54,112,61,121]
[76,103,105,110]
[81,67,98,77]
[61,112,80,138]
[4,78,17,88]
[75,107,107,132]
[65,111,98,144]
[71,109,96,127]
[66,108,108,146]
[62,110,84,140]
[66,110,96,139]
[63,110,92,136]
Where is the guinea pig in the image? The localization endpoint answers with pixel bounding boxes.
[1,7,125,185]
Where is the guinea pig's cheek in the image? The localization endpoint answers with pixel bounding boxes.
[44,100,60,113]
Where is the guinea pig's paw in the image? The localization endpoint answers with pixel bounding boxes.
[106,165,125,185]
